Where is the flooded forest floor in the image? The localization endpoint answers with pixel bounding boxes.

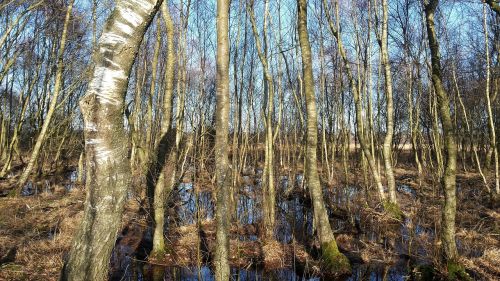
[0,161,499,280]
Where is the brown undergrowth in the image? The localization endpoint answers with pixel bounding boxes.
[0,165,498,280]
[0,188,84,280]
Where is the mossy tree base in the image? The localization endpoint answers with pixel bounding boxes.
[447,261,472,281]
[321,241,351,275]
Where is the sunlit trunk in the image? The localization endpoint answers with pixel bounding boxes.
[297,0,350,273]
[60,0,161,279]
[377,0,397,204]
[214,0,231,279]
[424,0,459,265]
[247,0,276,239]
[483,3,499,194]
[150,0,176,257]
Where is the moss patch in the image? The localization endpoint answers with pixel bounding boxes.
[383,200,403,220]
[321,240,351,275]
[7,188,18,197]
[447,261,472,281]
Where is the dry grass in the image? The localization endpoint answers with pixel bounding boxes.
[0,189,84,281]
[0,165,499,280]
[463,248,500,280]
[262,239,286,270]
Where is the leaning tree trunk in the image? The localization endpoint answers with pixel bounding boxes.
[60,0,162,280]
[297,0,350,274]
[150,0,176,257]
[214,0,231,279]
[424,1,463,274]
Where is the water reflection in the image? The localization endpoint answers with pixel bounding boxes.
[21,169,80,195]
[113,262,414,281]
[109,174,432,281]
[21,180,50,196]
[115,264,324,281]
[176,183,215,225]
[397,185,417,197]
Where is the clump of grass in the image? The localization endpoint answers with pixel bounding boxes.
[262,239,284,270]
[383,200,403,220]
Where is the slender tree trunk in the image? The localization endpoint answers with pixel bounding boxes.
[60,1,162,280]
[130,58,146,172]
[424,0,460,265]
[231,0,243,220]
[319,16,332,183]
[247,0,276,239]
[323,0,387,204]
[146,17,162,155]
[452,63,490,193]
[214,0,231,279]
[430,86,444,177]
[411,59,423,176]
[150,0,176,257]
[0,115,6,162]
[297,0,350,273]
[367,2,377,184]
[483,3,499,194]
[16,0,74,193]
[377,0,397,204]
[77,152,84,184]
[353,15,370,192]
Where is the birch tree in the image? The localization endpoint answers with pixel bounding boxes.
[297,0,350,274]
[247,0,276,240]
[482,2,499,195]
[423,1,468,278]
[149,0,176,257]
[60,0,162,280]
[374,0,398,205]
[214,0,231,279]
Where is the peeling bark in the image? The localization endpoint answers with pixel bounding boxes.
[60,0,162,280]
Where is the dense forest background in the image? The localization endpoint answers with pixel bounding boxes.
[0,0,499,280]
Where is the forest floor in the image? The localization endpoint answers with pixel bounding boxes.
[0,163,499,280]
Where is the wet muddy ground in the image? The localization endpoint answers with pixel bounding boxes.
[0,166,499,280]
